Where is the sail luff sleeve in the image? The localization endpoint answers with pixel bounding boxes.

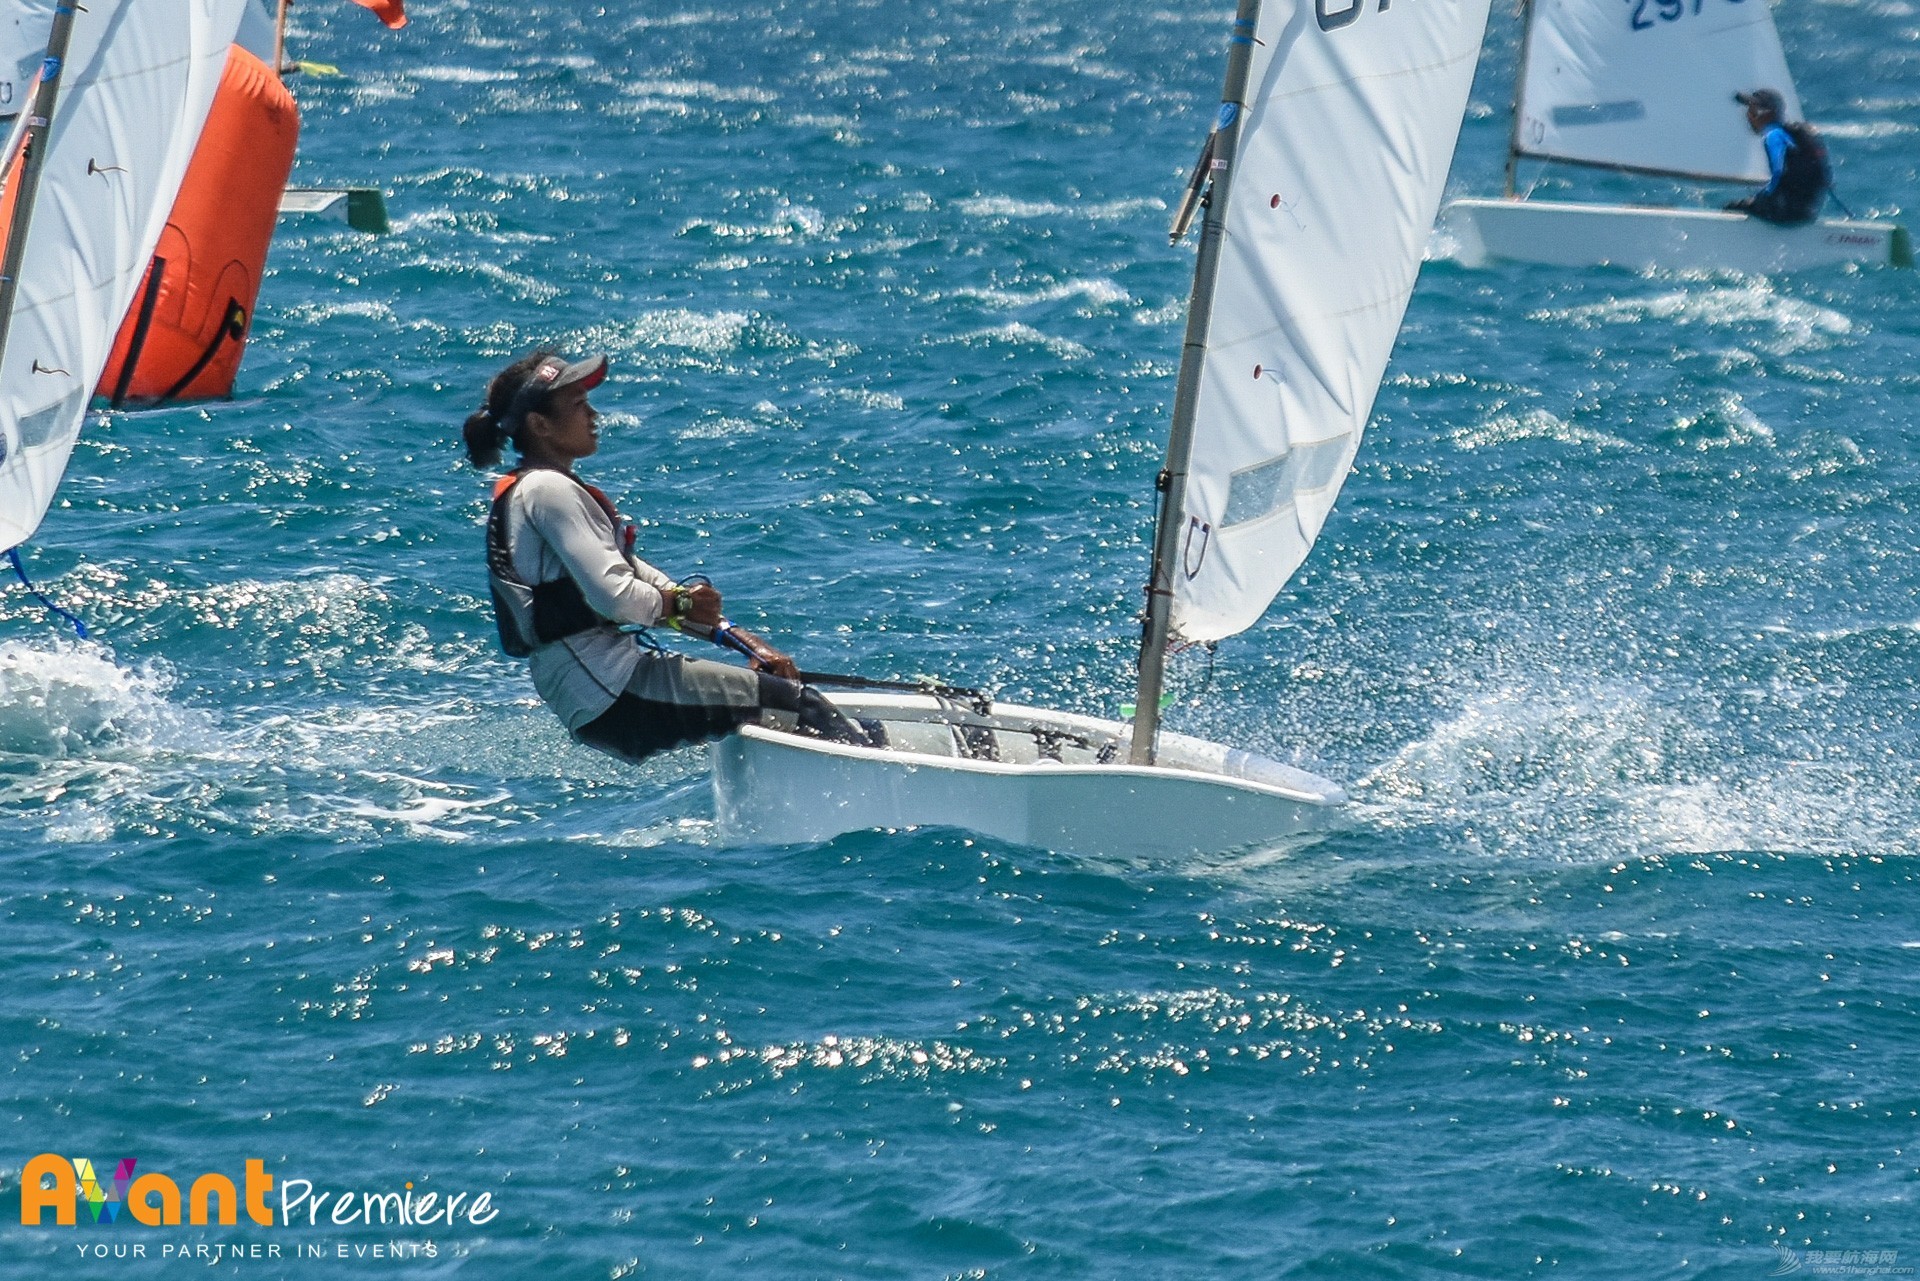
[1131,0,1264,764]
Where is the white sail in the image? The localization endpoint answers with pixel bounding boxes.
[1,0,269,101]
[235,0,279,67]
[1167,0,1492,643]
[0,0,247,552]
[1514,0,1799,183]
[0,0,53,118]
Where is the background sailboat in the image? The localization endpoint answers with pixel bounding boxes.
[713,0,1494,857]
[1444,0,1911,271]
[0,0,249,554]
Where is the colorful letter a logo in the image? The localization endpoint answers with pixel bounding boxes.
[72,1158,136,1224]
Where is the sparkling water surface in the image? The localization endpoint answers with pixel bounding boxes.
[2,0,1917,1274]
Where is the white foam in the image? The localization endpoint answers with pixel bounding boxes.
[958,194,1164,222]
[620,78,777,104]
[1424,223,1467,263]
[1819,120,1919,139]
[1665,391,1776,451]
[622,9,728,30]
[337,774,512,841]
[282,299,396,325]
[945,323,1092,361]
[1132,299,1183,327]
[410,66,519,84]
[1366,682,1690,805]
[814,386,906,412]
[949,278,1131,309]
[677,203,832,242]
[611,308,753,356]
[1360,678,1920,859]
[1534,282,1853,356]
[1451,407,1633,453]
[0,640,208,759]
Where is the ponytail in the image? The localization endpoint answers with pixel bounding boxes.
[460,348,559,469]
[463,405,509,468]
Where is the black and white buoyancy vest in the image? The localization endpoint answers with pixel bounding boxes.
[484,469,634,657]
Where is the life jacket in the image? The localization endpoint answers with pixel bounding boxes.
[485,469,638,657]
[1768,122,1831,223]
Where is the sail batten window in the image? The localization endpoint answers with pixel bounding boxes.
[17,391,82,450]
[1220,436,1349,528]
[1551,101,1646,128]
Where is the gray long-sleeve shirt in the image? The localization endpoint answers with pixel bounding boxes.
[502,468,677,730]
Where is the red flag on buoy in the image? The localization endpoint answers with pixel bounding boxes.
[350,0,407,29]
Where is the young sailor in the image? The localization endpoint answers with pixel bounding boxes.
[464,350,871,765]
[1723,88,1831,227]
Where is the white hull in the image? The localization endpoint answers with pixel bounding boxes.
[1442,198,1912,273]
[710,692,1345,858]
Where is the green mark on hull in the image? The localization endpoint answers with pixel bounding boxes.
[346,188,391,235]
[1890,225,1914,269]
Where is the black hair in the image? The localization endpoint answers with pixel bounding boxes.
[462,349,558,468]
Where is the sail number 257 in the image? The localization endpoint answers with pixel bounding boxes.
[1628,0,1745,31]
[1316,0,1411,32]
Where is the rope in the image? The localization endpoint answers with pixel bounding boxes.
[5,547,89,639]
[796,670,992,715]
[154,300,246,404]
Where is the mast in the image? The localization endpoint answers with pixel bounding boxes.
[1503,0,1537,197]
[274,0,291,73]
[1130,0,1261,766]
[0,0,81,375]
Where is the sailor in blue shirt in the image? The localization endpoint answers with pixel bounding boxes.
[1724,88,1831,226]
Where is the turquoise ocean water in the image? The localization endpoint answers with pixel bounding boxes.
[2,0,1918,1273]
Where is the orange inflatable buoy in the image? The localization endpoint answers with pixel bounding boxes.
[96,45,298,406]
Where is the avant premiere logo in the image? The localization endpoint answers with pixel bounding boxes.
[20,1153,497,1229]
[22,1155,274,1227]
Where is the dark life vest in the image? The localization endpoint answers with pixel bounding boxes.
[485,469,629,657]
[1765,122,1831,224]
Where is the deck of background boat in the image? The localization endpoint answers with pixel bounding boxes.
[1441,197,1912,272]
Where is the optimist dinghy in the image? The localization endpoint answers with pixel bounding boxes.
[712,0,1495,858]
[1442,0,1910,273]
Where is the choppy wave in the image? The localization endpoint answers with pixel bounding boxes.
[1533,282,1854,355]
[948,278,1132,309]
[621,78,779,104]
[1451,407,1634,453]
[409,66,521,84]
[0,640,209,760]
[958,194,1165,221]
[945,322,1093,360]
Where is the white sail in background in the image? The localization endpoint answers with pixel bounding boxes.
[1514,0,1799,183]
[1167,0,1492,643]
[0,0,247,552]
